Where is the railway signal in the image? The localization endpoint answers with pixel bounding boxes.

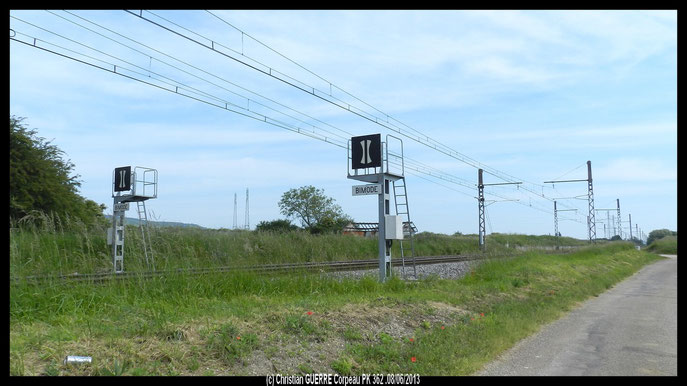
[108,166,158,273]
[348,134,416,282]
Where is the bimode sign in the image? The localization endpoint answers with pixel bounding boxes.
[352,184,382,196]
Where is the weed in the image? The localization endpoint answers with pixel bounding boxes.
[130,367,149,376]
[159,328,187,342]
[9,352,25,376]
[206,322,260,362]
[43,361,59,376]
[284,314,323,341]
[97,359,130,376]
[378,332,394,345]
[331,356,355,375]
[343,327,363,342]
[297,362,314,374]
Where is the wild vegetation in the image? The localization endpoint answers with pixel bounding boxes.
[10,238,662,376]
[646,228,677,246]
[9,116,106,227]
[9,213,589,279]
[646,235,677,254]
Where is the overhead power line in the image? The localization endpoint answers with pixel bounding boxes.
[8,25,494,206]
[11,13,517,196]
[126,10,556,203]
[10,11,589,224]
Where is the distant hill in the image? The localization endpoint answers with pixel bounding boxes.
[104,215,205,229]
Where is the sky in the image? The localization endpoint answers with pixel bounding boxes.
[9,10,677,241]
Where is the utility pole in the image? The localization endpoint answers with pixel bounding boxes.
[629,214,633,240]
[477,168,521,251]
[544,160,595,243]
[637,224,641,243]
[553,200,576,238]
[554,200,558,237]
[587,161,596,242]
[595,208,620,239]
[616,199,622,239]
[478,169,485,251]
[612,214,616,237]
[244,188,250,230]
[233,193,238,229]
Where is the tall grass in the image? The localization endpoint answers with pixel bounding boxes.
[10,212,589,278]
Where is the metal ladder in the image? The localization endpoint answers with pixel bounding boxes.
[136,201,155,271]
[392,177,417,279]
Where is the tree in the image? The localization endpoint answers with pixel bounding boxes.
[647,229,677,246]
[10,116,106,226]
[278,185,352,234]
[255,219,300,233]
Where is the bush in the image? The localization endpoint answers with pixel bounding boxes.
[647,235,677,254]
[646,229,677,246]
[10,116,106,227]
[255,219,300,233]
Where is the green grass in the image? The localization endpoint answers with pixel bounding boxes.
[646,235,677,254]
[10,236,662,375]
[9,215,589,278]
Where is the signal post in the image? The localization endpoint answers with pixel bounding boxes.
[348,134,406,282]
[109,166,158,273]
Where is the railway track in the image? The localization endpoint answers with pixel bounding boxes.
[11,248,577,285]
[11,253,492,284]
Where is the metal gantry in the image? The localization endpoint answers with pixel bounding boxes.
[544,160,596,243]
[477,168,522,251]
[595,208,620,239]
[553,200,577,238]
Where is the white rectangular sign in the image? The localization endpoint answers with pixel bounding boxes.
[352,184,382,196]
[114,202,130,211]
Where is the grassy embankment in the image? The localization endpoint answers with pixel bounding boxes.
[646,235,677,254]
[9,217,586,278]
[10,220,659,376]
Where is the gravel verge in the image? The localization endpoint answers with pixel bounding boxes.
[323,259,484,281]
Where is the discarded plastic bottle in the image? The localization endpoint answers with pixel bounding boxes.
[64,356,92,365]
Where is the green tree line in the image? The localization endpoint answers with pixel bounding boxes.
[10,116,105,227]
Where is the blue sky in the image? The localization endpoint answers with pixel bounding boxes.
[10,10,677,240]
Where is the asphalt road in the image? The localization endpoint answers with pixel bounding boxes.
[477,254,677,376]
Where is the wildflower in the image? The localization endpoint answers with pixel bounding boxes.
[480,312,485,317]
[236,336,241,340]
[306,311,313,316]
[411,357,416,363]
[409,338,414,342]
[441,326,445,330]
